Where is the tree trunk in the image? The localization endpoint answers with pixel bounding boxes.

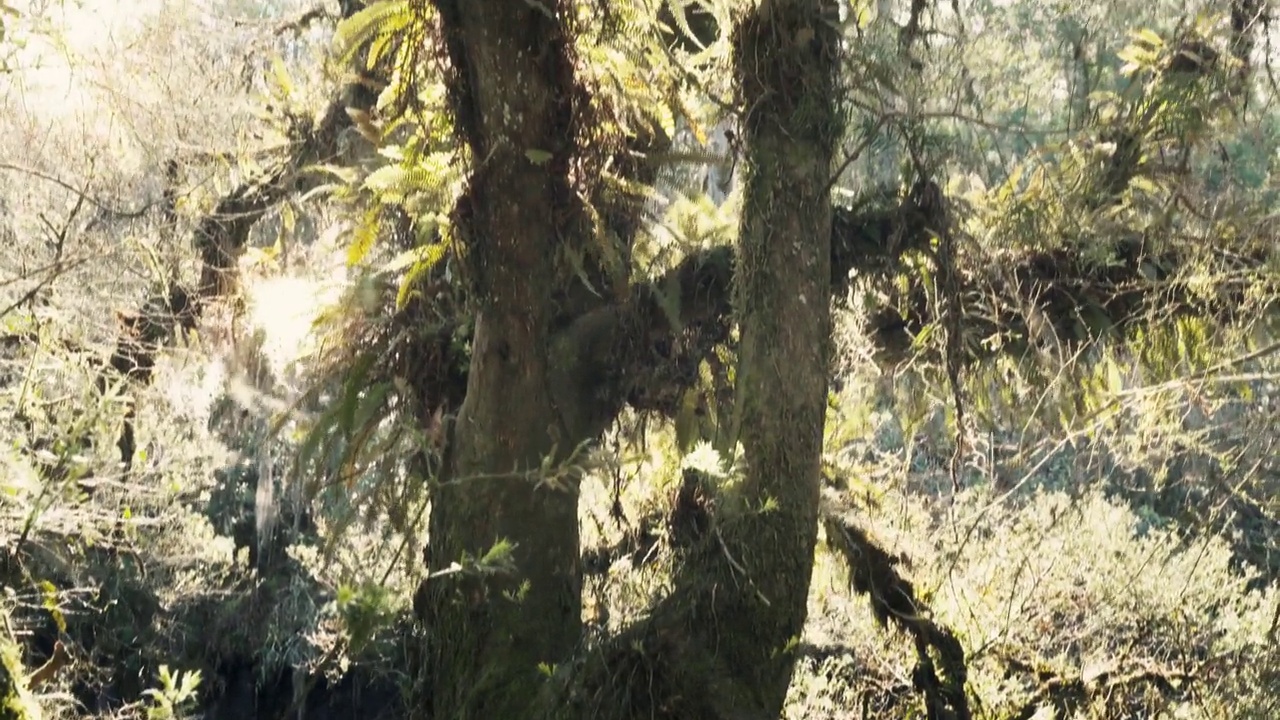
[686,0,841,709]
[543,2,842,718]
[417,2,585,718]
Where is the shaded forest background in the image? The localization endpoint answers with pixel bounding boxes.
[1,0,1279,718]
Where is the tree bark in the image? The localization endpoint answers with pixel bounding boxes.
[416,2,586,718]
[541,3,842,718]
[682,0,842,709]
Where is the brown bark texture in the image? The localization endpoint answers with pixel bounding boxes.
[539,2,843,718]
[681,0,842,709]
[415,2,586,718]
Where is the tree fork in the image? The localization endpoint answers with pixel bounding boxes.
[541,2,844,718]
[678,0,843,709]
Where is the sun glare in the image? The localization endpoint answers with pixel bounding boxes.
[243,270,343,384]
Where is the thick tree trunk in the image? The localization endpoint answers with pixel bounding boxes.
[400,4,1262,718]
[417,2,585,718]
[684,0,841,710]
[543,3,842,718]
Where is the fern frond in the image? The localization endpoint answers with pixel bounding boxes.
[389,238,451,311]
[268,53,294,100]
[363,162,450,204]
[666,1,705,51]
[335,0,415,68]
[347,206,383,268]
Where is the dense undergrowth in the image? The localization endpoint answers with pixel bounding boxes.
[2,1,1280,718]
[3,239,1279,719]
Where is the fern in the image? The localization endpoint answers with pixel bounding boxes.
[391,237,451,311]
[334,0,416,70]
[361,150,458,223]
[347,206,382,268]
[364,165,436,202]
[665,0,705,51]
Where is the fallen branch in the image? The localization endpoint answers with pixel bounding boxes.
[821,501,971,720]
[866,234,1273,365]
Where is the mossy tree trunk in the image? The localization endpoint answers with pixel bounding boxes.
[541,2,842,718]
[678,0,842,710]
[417,2,586,718]
[417,0,840,716]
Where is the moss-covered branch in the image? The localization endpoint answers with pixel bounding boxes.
[383,165,1279,432]
[866,235,1273,365]
[822,508,971,720]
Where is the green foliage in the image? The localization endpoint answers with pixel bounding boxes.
[4,0,1280,717]
[333,0,417,72]
[0,607,40,720]
[142,666,202,720]
[792,483,1280,719]
[333,582,398,656]
[321,0,462,315]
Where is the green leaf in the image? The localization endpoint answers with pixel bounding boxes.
[366,27,397,72]
[1105,357,1123,395]
[305,163,361,185]
[363,161,445,203]
[334,0,413,67]
[1128,176,1159,195]
[674,388,701,453]
[297,403,341,470]
[525,148,554,165]
[337,353,377,434]
[562,245,600,297]
[281,202,296,237]
[352,383,392,438]
[269,53,294,99]
[479,539,517,571]
[40,580,66,633]
[1116,44,1157,69]
[1133,28,1164,49]
[395,241,449,311]
[347,206,382,268]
